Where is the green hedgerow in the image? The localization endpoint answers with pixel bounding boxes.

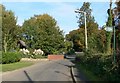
[2,52,22,64]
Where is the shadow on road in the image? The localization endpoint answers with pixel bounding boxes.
[55,59,75,68]
[55,70,71,78]
[24,70,34,83]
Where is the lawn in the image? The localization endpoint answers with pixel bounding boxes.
[0,61,34,72]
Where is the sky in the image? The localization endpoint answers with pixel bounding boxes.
[2,1,116,34]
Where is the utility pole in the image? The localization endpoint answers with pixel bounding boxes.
[75,10,88,50]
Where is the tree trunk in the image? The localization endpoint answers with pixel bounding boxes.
[3,36,7,53]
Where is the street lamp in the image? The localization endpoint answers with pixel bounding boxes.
[75,10,88,50]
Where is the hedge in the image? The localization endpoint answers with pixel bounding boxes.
[1,52,22,64]
[75,52,120,81]
[31,54,46,59]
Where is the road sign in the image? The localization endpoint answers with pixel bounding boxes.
[105,27,113,32]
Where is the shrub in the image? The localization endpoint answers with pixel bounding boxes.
[2,52,22,64]
[31,54,46,59]
[66,48,75,55]
[19,49,30,55]
[75,52,120,81]
[21,53,31,58]
[33,49,44,55]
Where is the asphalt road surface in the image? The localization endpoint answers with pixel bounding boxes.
[2,60,74,82]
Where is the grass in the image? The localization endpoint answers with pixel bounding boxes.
[0,61,34,72]
[74,61,101,81]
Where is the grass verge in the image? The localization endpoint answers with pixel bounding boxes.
[0,61,34,72]
[74,61,101,81]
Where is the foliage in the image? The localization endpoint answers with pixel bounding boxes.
[19,49,31,58]
[31,54,46,59]
[74,61,101,81]
[1,4,21,52]
[105,2,113,54]
[33,49,44,55]
[96,29,106,53]
[75,53,120,81]
[19,49,30,55]
[66,48,75,55]
[115,1,120,17]
[64,40,73,53]
[76,2,95,27]
[66,28,85,52]
[21,54,32,58]
[2,52,22,64]
[22,14,65,55]
[73,2,120,81]
[66,2,99,53]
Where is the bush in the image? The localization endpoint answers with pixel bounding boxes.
[31,54,46,59]
[21,53,31,58]
[66,48,75,55]
[2,52,22,64]
[75,52,120,81]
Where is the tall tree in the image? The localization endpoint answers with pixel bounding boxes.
[76,2,95,27]
[73,2,98,52]
[105,0,113,54]
[66,28,85,52]
[2,4,18,52]
[22,14,65,55]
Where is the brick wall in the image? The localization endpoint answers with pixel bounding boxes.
[48,55,64,60]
